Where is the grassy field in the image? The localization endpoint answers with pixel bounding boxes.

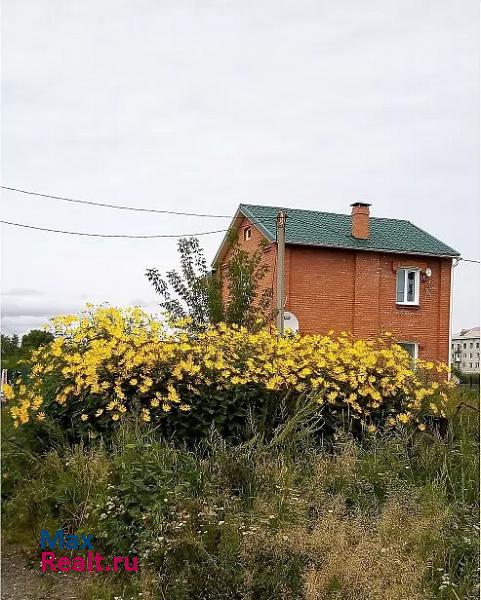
[2,386,479,600]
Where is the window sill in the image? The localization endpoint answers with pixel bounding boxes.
[396,303,420,309]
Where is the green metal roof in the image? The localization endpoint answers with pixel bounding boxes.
[239,204,460,258]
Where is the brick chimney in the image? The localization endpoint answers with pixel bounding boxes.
[350,202,371,239]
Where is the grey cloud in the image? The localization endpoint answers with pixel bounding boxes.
[1,288,44,297]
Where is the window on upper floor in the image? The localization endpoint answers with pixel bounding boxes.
[396,268,420,305]
[243,226,252,241]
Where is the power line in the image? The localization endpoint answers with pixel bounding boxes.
[460,258,480,264]
[1,186,232,218]
[0,220,229,238]
[4,187,477,258]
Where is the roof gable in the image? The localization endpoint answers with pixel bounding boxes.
[238,203,460,258]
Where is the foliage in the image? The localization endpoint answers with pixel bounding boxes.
[2,388,479,600]
[223,238,273,330]
[146,237,223,331]
[1,329,54,372]
[146,236,273,331]
[451,366,480,387]
[6,306,454,444]
[20,329,55,352]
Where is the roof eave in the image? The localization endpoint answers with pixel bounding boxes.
[283,240,460,259]
[211,208,242,268]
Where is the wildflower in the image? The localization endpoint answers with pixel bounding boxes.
[2,384,14,400]
[7,306,453,436]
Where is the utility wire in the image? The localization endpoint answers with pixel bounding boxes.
[0,220,229,238]
[1,186,232,218]
[460,258,480,264]
[0,186,374,237]
[4,187,477,258]
[3,218,475,264]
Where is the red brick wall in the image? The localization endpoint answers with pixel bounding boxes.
[287,246,452,362]
[216,217,452,363]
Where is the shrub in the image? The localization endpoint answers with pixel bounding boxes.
[2,392,478,599]
[5,306,453,443]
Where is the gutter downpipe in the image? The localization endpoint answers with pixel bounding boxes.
[449,257,461,379]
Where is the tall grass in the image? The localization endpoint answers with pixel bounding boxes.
[2,387,479,600]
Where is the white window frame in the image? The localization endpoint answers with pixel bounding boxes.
[243,226,252,241]
[396,268,420,306]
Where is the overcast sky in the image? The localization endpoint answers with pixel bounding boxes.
[2,0,479,337]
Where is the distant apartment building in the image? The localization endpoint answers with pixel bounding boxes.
[451,327,480,373]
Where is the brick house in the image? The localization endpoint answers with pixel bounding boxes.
[212,203,460,363]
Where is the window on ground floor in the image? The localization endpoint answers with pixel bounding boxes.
[398,342,418,364]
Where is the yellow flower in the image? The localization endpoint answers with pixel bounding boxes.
[8,305,453,435]
[327,390,339,403]
[80,414,88,421]
[2,384,14,400]
[418,423,426,431]
[367,424,376,434]
[36,412,46,421]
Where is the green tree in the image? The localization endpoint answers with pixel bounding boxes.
[1,330,54,371]
[21,329,54,352]
[146,236,272,331]
[1,334,20,369]
[146,237,223,331]
[224,240,273,330]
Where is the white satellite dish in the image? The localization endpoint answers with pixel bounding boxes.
[283,311,300,333]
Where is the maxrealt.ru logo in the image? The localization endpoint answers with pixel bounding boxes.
[40,530,139,573]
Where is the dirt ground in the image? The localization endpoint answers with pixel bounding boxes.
[1,547,79,600]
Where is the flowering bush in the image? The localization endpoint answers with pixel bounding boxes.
[5,306,453,441]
